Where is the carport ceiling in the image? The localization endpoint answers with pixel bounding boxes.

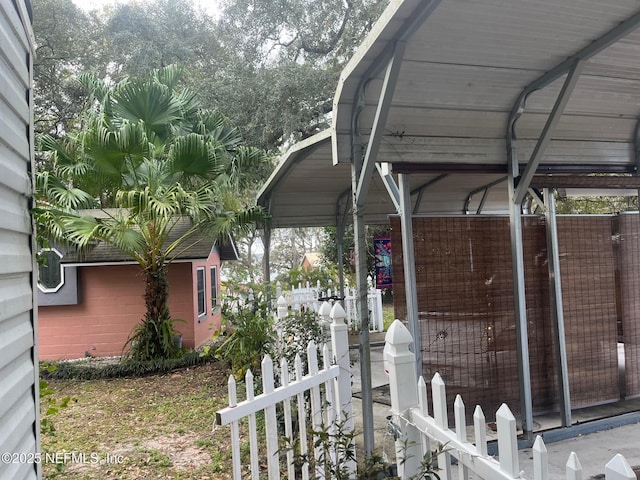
[258,0,640,228]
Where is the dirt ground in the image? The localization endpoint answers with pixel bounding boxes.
[41,361,238,479]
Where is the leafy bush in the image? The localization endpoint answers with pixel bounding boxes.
[275,309,330,372]
[215,292,276,378]
[283,414,449,480]
[124,310,185,361]
[39,350,212,380]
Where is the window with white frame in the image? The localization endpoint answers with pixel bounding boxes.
[37,248,64,293]
[196,267,206,317]
[210,266,218,312]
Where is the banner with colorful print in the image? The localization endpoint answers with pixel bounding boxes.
[374,236,392,289]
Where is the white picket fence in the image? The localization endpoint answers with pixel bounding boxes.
[384,319,637,480]
[215,302,354,480]
[343,281,384,333]
[277,278,385,332]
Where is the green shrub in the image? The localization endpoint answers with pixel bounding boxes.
[124,310,185,361]
[215,293,276,379]
[39,350,212,380]
[275,309,330,372]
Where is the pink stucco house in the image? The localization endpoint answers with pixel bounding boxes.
[37,219,238,360]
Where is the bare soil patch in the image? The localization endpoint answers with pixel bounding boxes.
[42,361,236,479]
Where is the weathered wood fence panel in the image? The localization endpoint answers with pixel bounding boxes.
[385,319,636,480]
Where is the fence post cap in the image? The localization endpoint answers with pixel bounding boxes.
[385,319,412,346]
[330,302,347,323]
[318,301,331,317]
[277,295,287,306]
[566,452,582,471]
[533,435,546,453]
[496,403,515,421]
[605,454,634,476]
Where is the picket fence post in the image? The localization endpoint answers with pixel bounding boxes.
[318,301,331,341]
[277,295,288,320]
[262,356,280,480]
[330,302,356,476]
[383,320,423,478]
[496,403,519,477]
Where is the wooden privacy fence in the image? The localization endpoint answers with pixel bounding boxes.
[384,319,636,480]
[215,302,354,480]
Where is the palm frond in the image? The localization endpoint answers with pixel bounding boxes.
[36,171,96,210]
[200,204,270,239]
[111,80,182,140]
[152,65,183,91]
[78,73,111,103]
[168,133,230,181]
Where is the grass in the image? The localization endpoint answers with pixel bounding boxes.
[382,304,395,331]
[41,361,237,479]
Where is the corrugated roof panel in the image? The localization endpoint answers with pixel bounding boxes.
[517,114,636,143]
[370,108,507,138]
[265,0,640,229]
[366,62,534,110]
[406,0,639,69]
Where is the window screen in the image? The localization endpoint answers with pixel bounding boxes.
[197,267,206,317]
[210,266,218,312]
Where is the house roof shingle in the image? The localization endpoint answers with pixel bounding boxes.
[58,212,239,264]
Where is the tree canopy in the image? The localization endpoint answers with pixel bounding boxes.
[32,0,388,151]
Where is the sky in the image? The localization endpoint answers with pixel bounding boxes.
[71,0,222,19]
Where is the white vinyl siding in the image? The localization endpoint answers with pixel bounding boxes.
[0,1,38,479]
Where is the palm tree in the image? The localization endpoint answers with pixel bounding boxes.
[35,66,271,360]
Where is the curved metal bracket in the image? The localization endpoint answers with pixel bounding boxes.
[411,174,448,214]
[507,9,640,171]
[463,176,507,214]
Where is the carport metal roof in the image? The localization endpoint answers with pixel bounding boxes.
[258,0,640,227]
[256,0,640,453]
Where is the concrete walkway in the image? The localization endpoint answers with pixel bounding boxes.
[349,344,640,479]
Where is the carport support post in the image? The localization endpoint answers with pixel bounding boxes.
[336,222,346,299]
[508,165,534,441]
[544,188,572,427]
[353,205,375,455]
[399,173,422,378]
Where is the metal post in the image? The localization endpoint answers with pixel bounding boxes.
[353,205,375,455]
[399,173,422,378]
[349,110,374,454]
[508,159,534,440]
[335,193,350,301]
[336,222,346,301]
[544,188,572,426]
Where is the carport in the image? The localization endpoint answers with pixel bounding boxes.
[257,0,640,451]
